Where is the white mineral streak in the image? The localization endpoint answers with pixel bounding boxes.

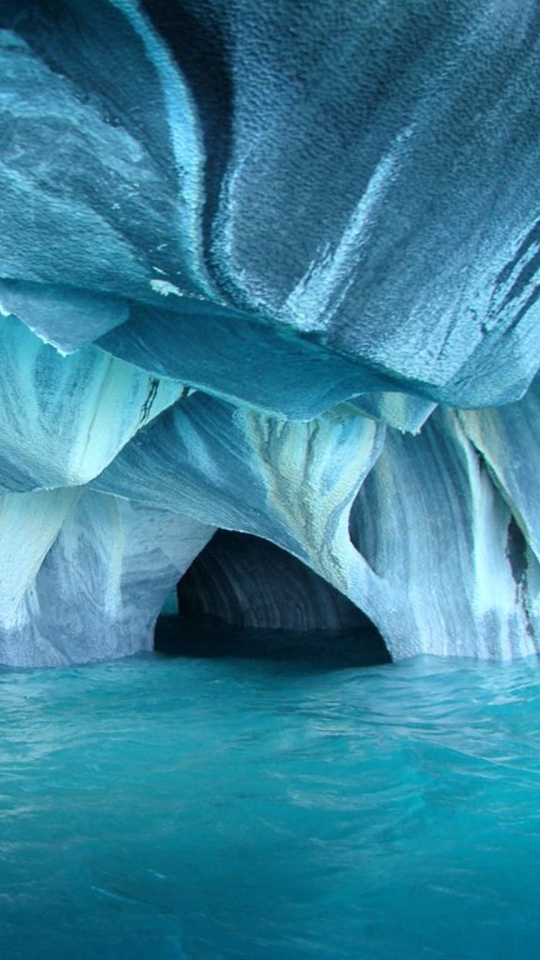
[109,0,218,298]
[280,126,416,333]
[0,313,183,489]
[0,490,214,666]
[350,409,538,659]
[149,279,184,298]
[0,488,80,630]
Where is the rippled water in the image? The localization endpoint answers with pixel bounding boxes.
[1,647,540,959]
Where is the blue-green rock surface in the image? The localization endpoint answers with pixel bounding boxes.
[1,0,540,663]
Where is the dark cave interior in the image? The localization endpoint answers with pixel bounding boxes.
[155,531,391,667]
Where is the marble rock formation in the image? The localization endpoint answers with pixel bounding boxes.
[0,0,540,664]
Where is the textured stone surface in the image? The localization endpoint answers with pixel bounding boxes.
[0,1,540,663]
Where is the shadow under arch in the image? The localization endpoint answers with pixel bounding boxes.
[155,530,391,667]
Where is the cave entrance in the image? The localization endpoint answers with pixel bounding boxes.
[154,531,391,667]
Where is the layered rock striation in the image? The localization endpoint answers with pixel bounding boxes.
[1,0,540,663]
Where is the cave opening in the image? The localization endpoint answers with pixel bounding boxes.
[154,530,391,667]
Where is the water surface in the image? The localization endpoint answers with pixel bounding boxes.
[1,648,540,959]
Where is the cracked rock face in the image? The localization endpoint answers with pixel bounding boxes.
[0,0,540,664]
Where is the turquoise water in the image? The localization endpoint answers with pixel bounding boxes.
[1,650,540,959]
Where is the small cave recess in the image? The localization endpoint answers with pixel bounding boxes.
[155,530,391,667]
